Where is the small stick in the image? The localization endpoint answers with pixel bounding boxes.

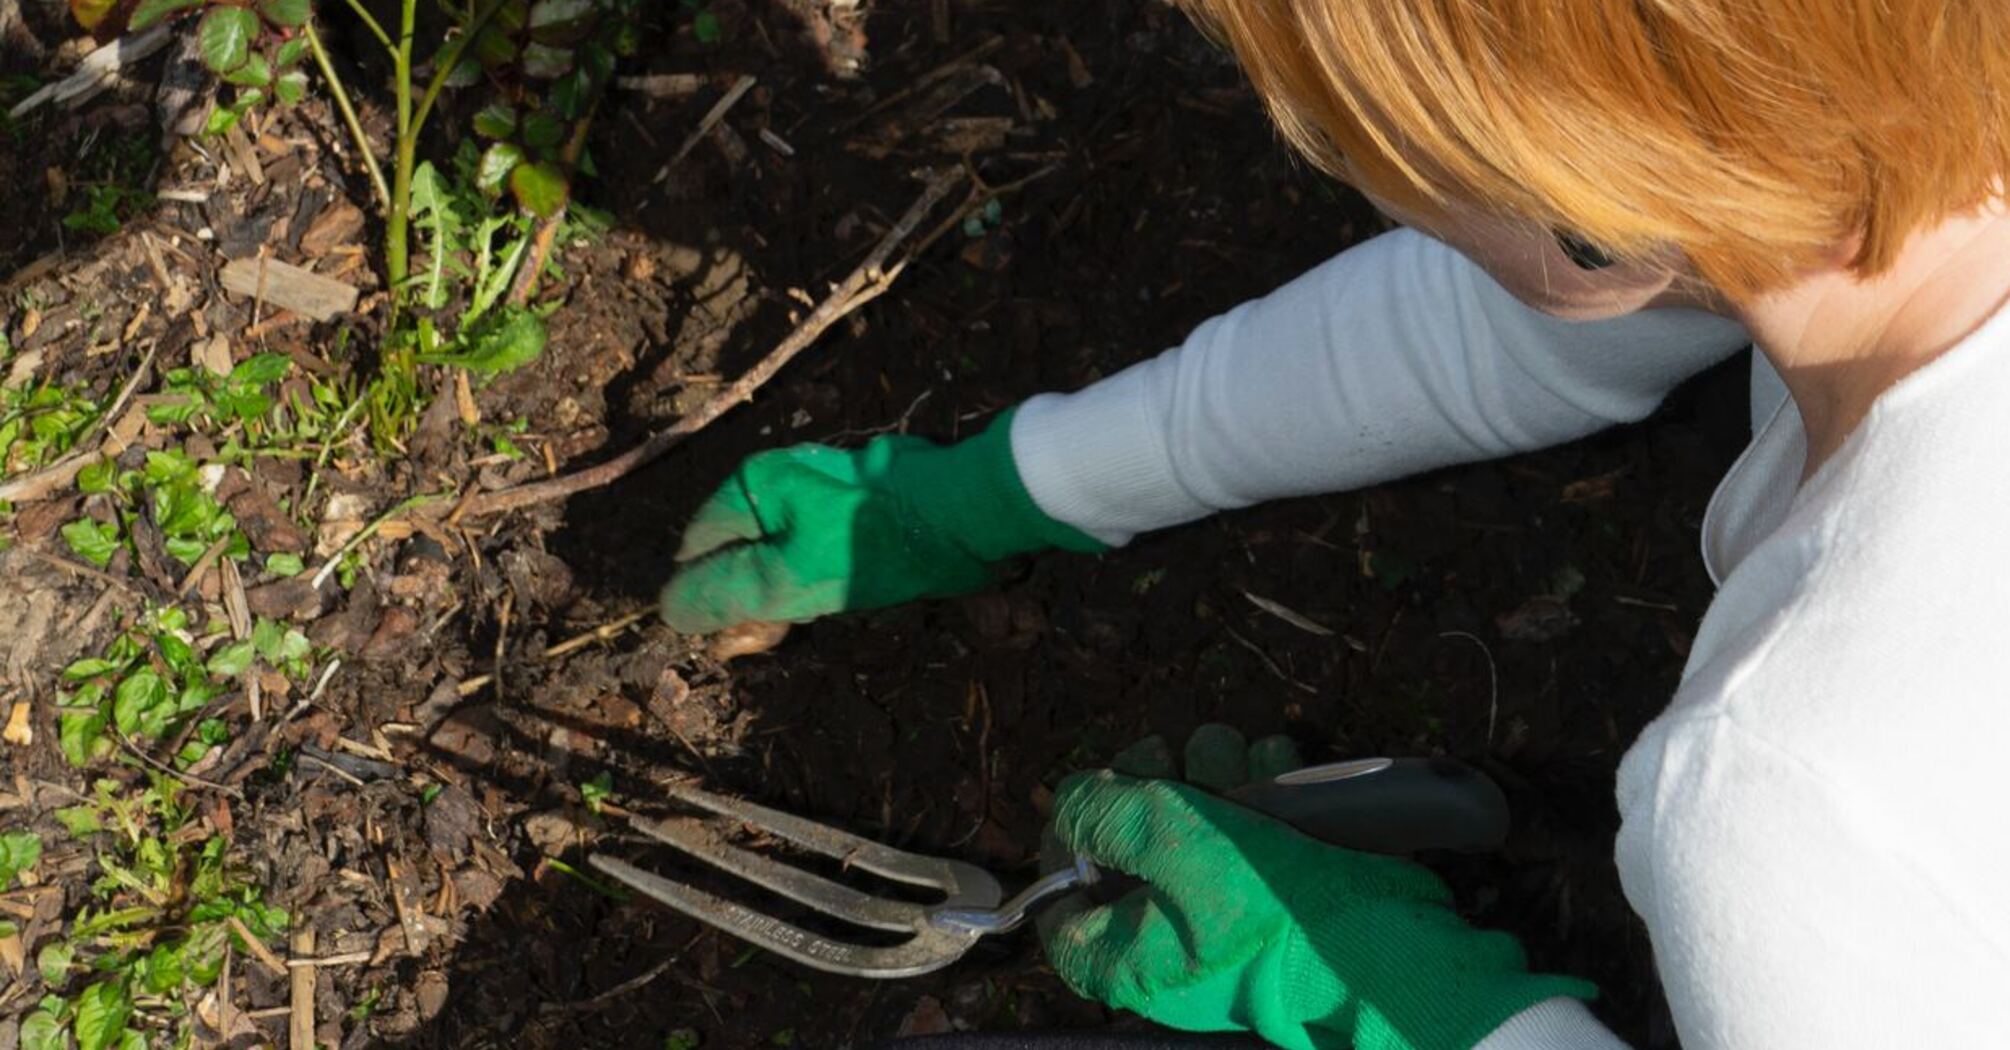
[310,491,452,589]
[287,950,372,968]
[654,75,756,180]
[178,535,233,599]
[300,751,366,788]
[228,915,290,976]
[113,726,245,799]
[15,547,138,595]
[462,169,964,516]
[288,927,315,1050]
[543,610,651,659]
[540,937,695,1015]
[491,590,513,703]
[506,92,604,307]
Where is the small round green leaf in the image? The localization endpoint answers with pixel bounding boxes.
[206,639,257,678]
[492,0,529,32]
[443,56,482,88]
[37,941,75,987]
[198,7,260,75]
[521,112,563,150]
[73,979,133,1050]
[204,105,242,136]
[472,26,519,68]
[273,36,309,68]
[257,0,310,28]
[528,0,595,44]
[274,69,309,105]
[550,69,587,118]
[521,41,574,79]
[509,160,569,217]
[129,0,203,31]
[222,49,273,88]
[472,103,518,140]
[19,1011,63,1050]
[477,142,525,195]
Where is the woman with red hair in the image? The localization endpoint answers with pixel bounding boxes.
[662,3,2010,1047]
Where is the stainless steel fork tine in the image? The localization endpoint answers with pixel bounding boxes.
[658,780,997,902]
[623,814,922,932]
[590,855,980,979]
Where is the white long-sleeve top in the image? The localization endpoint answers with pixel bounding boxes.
[1010,228,2010,1049]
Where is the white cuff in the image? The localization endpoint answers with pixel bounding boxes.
[1011,372,1212,547]
[1472,999,1632,1050]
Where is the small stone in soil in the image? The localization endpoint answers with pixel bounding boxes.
[523,810,589,855]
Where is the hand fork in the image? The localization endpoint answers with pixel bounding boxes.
[589,757,1510,979]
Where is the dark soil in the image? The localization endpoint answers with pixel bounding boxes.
[1,2,1751,1048]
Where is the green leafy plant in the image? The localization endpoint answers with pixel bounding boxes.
[60,184,154,236]
[57,353,305,570]
[54,604,313,766]
[0,381,101,478]
[579,770,613,813]
[62,448,248,569]
[147,351,292,429]
[0,830,42,888]
[30,773,289,1049]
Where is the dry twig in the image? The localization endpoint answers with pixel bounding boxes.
[228,915,289,976]
[460,168,965,517]
[288,927,315,1050]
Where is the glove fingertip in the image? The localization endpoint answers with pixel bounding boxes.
[659,577,729,634]
[1109,735,1175,778]
[1246,735,1304,782]
[1183,723,1249,791]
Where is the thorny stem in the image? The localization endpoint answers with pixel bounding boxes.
[303,22,390,210]
[385,0,511,310]
[385,0,417,300]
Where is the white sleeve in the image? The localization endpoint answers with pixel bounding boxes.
[1010,227,1750,544]
[1474,1000,1633,1050]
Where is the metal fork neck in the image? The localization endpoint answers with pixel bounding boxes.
[926,854,1099,937]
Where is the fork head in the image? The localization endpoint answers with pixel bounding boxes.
[589,780,1004,979]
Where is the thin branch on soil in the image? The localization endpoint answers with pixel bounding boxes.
[1221,624,1318,695]
[907,159,1061,263]
[286,950,371,967]
[15,546,139,596]
[543,609,653,658]
[300,750,367,787]
[459,168,966,517]
[310,491,453,589]
[228,914,290,976]
[0,339,159,503]
[541,932,702,1015]
[654,74,757,180]
[491,588,513,703]
[113,726,245,799]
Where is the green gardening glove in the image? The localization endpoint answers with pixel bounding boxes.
[1043,769,1595,1050]
[661,409,1105,633]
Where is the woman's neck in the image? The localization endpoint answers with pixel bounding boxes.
[1736,202,2010,478]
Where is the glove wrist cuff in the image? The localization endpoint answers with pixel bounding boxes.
[897,407,1109,563]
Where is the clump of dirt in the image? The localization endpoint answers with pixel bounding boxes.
[0,2,1750,1048]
